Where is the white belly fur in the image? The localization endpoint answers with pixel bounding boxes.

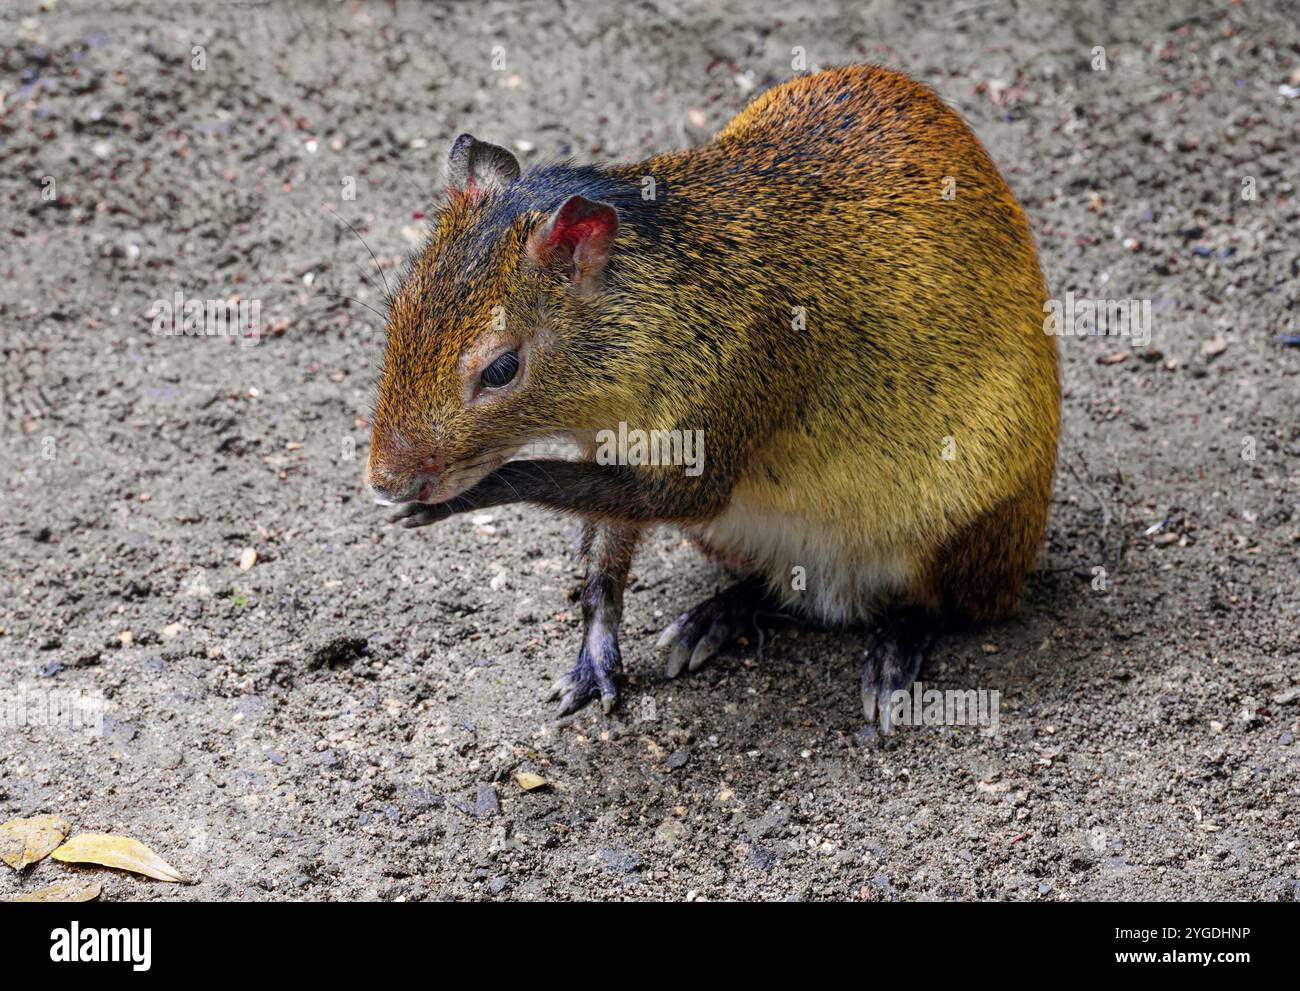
[689,502,915,626]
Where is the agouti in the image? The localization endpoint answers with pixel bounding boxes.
[366,64,1060,733]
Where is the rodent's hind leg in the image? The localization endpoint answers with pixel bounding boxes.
[656,575,777,680]
[547,520,640,717]
[861,607,940,737]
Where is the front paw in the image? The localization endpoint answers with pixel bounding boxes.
[388,498,469,529]
[547,639,622,717]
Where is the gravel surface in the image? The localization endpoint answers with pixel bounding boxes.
[1,0,1298,901]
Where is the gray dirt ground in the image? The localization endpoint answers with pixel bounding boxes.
[1,0,1298,902]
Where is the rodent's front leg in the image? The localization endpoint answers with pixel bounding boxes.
[546,520,641,716]
[389,459,730,528]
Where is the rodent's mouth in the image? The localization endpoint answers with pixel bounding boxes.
[412,449,515,507]
[368,460,497,509]
[375,435,580,509]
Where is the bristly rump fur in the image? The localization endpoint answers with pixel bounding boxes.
[370,64,1060,628]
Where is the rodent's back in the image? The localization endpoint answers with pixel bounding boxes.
[610,65,1060,619]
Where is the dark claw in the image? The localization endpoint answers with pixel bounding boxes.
[547,639,621,717]
[656,577,771,679]
[861,610,938,737]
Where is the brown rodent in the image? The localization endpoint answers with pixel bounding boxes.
[366,64,1060,734]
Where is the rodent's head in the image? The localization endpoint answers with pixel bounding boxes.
[366,134,620,506]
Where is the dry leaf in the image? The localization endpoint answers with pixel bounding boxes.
[0,815,70,869]
[52,834,186,883]
[514,771,547,791]
[11,879,102,903]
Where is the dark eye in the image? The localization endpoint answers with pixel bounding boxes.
[480,350,520,389]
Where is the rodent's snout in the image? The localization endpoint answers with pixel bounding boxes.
[366,423,452,506]
[364,461,439,507]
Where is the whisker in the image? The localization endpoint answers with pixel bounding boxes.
[520,460,565,494]
[442,438,584,505]
[322,203,392,300]
[310,291,388,322]
[452,453,508,475]
[293,203,384,300]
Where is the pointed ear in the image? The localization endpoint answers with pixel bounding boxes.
[445,133,520,196]
[526,195,619,297]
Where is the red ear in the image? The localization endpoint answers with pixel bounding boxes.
[527,195,618,296]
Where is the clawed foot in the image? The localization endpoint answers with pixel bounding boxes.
[861,609,938,737]
[547,639,621,716]
[388,500,463,529]
[655,577,771,679]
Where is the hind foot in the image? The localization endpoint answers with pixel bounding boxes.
[861,608,939,736]
[656,576,773,679]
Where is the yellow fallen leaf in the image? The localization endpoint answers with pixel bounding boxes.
[0,815,69,870]
[11,879,102,903]
[51,834,186,882]
[513,771,547,791]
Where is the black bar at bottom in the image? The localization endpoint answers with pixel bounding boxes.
[0,900,1283,978]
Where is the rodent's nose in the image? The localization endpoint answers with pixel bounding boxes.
[366,471,437,506]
